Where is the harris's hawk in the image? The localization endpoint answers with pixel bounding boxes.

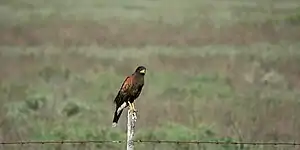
[112,66,146,127]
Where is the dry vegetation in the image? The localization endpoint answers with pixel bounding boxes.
[0,20,299,47]
[0,0,300,149]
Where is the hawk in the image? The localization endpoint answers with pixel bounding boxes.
[112,66,146,127]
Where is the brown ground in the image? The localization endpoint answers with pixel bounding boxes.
[0,20,299,47]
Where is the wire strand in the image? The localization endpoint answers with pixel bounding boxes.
[0,140,299,146]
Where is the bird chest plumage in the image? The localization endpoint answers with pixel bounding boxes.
[130,78,144,96]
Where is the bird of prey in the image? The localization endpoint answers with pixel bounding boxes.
[112,66,146,127]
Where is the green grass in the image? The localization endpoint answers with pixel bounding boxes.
[1,0,300,150]
[2,44,300,150]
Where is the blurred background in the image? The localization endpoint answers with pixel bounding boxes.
[0,0,300,149]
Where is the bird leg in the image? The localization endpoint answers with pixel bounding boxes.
[132,103,137,112]
[128,102,137,112]
[128,102,133,112]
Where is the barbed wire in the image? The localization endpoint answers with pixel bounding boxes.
[0,140,299,146]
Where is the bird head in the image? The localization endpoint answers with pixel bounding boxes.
[134,66,147,75]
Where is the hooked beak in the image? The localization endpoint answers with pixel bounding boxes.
[140,69,146,74]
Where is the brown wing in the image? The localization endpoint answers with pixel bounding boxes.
[113,76,134,105]
[120,76,134,93]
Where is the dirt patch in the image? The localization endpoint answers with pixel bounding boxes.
[0,20,299,47]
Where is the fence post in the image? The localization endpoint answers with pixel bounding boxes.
[126,110,137,150]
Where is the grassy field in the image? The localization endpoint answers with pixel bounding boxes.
[0,0,300,150]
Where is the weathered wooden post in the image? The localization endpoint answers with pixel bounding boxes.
[126,110,137,150]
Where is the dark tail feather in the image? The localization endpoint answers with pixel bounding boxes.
[112,92,126,127]
[112,107,124,127]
